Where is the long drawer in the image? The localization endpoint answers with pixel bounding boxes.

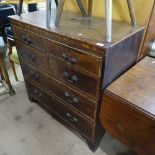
[46,39,101,76]
[21,61,96,120]
[13,26,44,51]
[16,40,100,100]
[25,79,95,140]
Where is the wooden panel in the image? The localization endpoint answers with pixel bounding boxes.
[100,57,155,155]
[100,92,152,144]
[13,26,27,43]
[21,61,97,121]
[10,10,144,51]
[100,91,155,155]
[16,40,48,70]
[47,56,100,100]
[106,57,155,117]
[13,26,44,51]
[46,39,101,76]
[25,79,95,140]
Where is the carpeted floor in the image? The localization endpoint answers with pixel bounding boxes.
[0,61,135,155]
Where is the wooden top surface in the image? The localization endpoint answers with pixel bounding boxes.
[106,56,155,118]
[9,10,143,49]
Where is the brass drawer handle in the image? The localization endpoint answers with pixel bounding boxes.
[30,71,39,81]
[64,92,79,104]
[66,112,78,123]
[64,71,78,83]
[27,38,32,44]
[62,53,77,65]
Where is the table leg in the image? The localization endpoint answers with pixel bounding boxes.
[18,0,23,16]
[0,54,15,96]
[76,0,87,17]
[105,0,112,42]
[46,0,52,28]
[88,0,93,16]
[127,0,137,27]
[55,0,65,26]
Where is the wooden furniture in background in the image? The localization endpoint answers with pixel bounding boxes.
[9,10,144,151]
[100,57,155,155]
[17,0,46,15]
[100,1,155,154]
[8,38,19,81]
[0,53,15,96]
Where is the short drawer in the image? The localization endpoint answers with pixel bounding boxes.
[100,92,153,146]
[46,39,101,76]
[16,40,48,70]
[25,80,94,140]
[47,56,100,100]
[22,61,97,120]
[13,26,44,51]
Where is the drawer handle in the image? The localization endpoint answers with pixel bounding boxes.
[33,89,42,97]
[27,38,32,44]
[65,92,79,104]
[66,112,78,123]
[30,71,39,81]
[28,54,36,61]
[64,71,78,83]
[62,53,77,65]
[22,35,27,42]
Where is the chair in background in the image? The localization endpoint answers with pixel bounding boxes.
[16,0,45,15]
[0,4,20,81]
[7,37,19,81]
[0,37,15,96]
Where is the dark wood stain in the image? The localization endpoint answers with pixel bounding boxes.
[9,10,144,151]
[138,1,155,60]
[100,57,155,155]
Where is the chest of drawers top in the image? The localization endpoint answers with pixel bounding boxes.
[9,10,144,57]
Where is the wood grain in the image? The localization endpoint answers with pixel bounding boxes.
[100,56,155,155]
[10,10,144,151]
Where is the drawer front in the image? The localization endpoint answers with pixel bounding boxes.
[47,56,99,99]
[16,41,99,99]
[100,93,153,147]
[25,79,94,140]
[16,40,48,70]
[21,61,96,120]
[13,26,44,51]
[46,39,101,76]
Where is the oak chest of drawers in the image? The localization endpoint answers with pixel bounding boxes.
[9,10,144,151]
[100,57,155,155]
